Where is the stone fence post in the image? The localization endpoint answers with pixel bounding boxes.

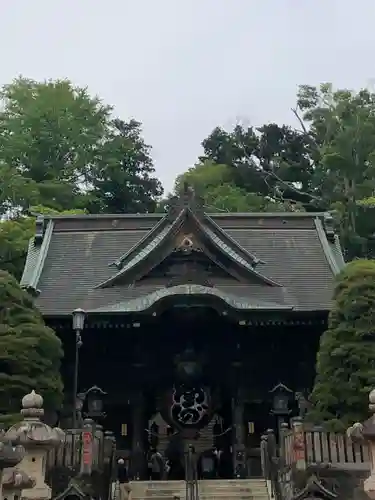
[292,417,306,471]
[347,388,375,499]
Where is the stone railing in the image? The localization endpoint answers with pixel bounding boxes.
[0,391,117,500]
[279,420,370,471]
[274,392,375,500]
[46,421,116,498]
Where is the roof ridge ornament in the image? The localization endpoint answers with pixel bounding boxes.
[323,212,335,242]
[291,474,338,500]
[167,182,204,219]
[34,215,46,244]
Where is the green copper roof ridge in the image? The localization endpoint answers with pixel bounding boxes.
[38,211,328,220]
[111,215,169,269]
[314,218,342,275]
[97,209,187,288]
[27,220,54,291]
[204,213,264,266]
[87,284,294,314]
[199,216,280,287]
[333,234,346,268]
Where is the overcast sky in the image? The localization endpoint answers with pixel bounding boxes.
[2,0,375,192]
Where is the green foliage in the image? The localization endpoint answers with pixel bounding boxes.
[0,218,35,280]
[296,84,375,258]
[172,161,300,212]
[0,77,111,213]
[200,124,314,208]
[309,260,375,429]
[191,83,375,258]
[0,271,63,420]
[0,77,162,216]
[0,207,87,280]
[86,119,163,214]
[0,76,162,281]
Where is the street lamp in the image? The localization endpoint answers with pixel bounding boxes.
[72,308,86,428]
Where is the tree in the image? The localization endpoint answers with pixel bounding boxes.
[0,207,87,281]
[200,123,313,208]
[0,217,35,280]
[0,270,63,422]
[0,77,111,214]
[296,84,375,257]
[0,77,163,216]
[87,119,163,214]
[172,161,291,212]
[309,260,375,429]
[196,85,375,258]
[0,163,40,217]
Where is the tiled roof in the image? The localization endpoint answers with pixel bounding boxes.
[96,206,278,288]
[20,210,344,316]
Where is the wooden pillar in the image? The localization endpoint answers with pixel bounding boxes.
[131,391,146,480]
[232,388,246,478]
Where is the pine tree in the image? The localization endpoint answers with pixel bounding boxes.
[0,271,63,421]
[309,260,375,429]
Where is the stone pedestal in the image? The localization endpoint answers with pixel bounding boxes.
[4,391,65,500]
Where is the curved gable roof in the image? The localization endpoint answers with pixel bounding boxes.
[20,207,344,316]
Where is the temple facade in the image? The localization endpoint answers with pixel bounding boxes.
[20,188,345,479]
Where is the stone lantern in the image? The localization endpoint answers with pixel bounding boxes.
[347,388,375,499]
[0,438,26,500]
[3,390,65,500]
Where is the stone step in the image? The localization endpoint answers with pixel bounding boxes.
[200,496,268,499]
[132,496,268,500]
[199,497,268,500]
[200,480,265,485]
[199,491,269,497]
[201,491,268,494]
[128,479,269,500]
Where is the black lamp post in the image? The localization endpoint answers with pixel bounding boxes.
[72,308,86,428]
[270,383,293,436]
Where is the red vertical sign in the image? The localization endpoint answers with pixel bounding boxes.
[82,430,93,466]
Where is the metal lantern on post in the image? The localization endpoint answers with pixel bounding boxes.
[85,386,107,419]
[270,383,293,437]
[72,307,86,332]
[72,308,86,428]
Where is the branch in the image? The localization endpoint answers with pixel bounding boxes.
[291,107,321,151]
[240,147,325,205]
[265,168,324,204]
[203,203,229,213]
[291,107,309,135]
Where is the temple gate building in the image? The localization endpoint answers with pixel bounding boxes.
[20,188,344,479]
